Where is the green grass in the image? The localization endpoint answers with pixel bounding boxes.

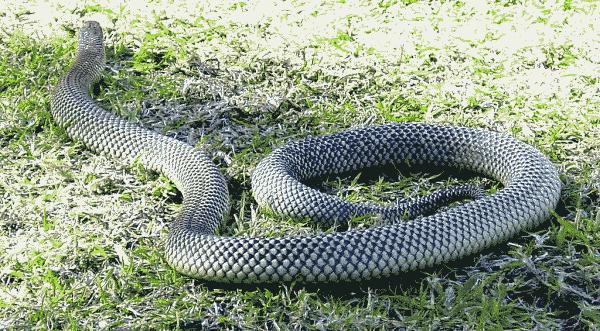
[1,0,599,329]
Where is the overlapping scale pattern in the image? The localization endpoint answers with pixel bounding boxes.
[51,21,562,284]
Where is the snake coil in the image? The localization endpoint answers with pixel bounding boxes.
[51,21,562,283]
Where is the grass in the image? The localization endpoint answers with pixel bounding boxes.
[1,0,599,329]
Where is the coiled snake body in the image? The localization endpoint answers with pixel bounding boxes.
[51,22,562,283]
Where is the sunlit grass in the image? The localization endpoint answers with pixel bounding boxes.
[0,0,598,329]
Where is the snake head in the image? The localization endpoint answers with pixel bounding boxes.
[78,21,104,53]
[74,21,106,77]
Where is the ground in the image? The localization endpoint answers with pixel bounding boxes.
[0,0,598,329]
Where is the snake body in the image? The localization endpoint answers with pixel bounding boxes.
[51,21,562,283]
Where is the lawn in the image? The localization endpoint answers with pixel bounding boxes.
[0,0,598,329]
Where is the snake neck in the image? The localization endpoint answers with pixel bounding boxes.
[62,48,105,92]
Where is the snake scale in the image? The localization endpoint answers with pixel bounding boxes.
[50,21,562,283]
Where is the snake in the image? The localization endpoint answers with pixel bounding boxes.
[50,21,562,284]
